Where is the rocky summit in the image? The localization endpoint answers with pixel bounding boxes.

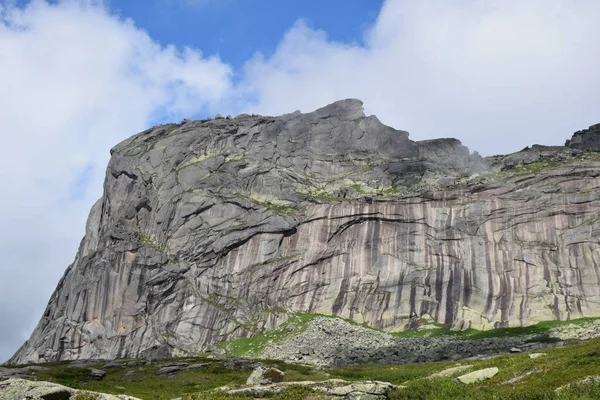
[8,99,600,365]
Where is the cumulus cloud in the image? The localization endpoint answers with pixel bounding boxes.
[0,0,232,361]
[241,0,600,156]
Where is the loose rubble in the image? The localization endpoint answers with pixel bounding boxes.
[260,317,572,366]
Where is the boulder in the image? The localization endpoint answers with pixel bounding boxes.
[509,348,522,353]
[456,367,499,384]
[529,353,547,359]
[246,366,285,385]
[428,365,473,379]
[157,363,188,376]
[91,368,107,380]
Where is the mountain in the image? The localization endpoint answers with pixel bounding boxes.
[8,99,600,364]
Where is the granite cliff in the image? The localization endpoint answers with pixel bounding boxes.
[8,100,600,364]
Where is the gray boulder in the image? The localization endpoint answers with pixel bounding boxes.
[246,366,285,385]
[456,367,499,384]
[529,353,547,359]
[428,365,473,379]
[91,368,107,380]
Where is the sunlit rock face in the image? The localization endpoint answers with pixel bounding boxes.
[8,99,600,364]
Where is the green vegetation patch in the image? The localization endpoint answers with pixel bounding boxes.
[389,316,600,341]
[222,313,322,357]
[14,336,600,399]
[185,386,328,400]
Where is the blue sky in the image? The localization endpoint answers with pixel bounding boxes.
[1,0,600,363]
[108,0,383,70]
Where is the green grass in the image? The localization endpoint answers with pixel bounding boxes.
[222,313,325,357]
[32,359,251,400]
[388,317,600,341]
[506,160,565,175]
[345,338,600,400]
[14,337,600,399]
[184,386,329,400]
[220,313,600,359]
[503,152,600,177]
[388,379,600,400]
[13,314,600,399]
[222,313,383,357]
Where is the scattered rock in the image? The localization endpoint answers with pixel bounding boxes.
[529,353,547,359]
[509,348,522,353]
[428,365,473,379]
[102,361,123,369]
[185,363,211,370]
[246,366,285,385]
[224,358,260,369]
[0,378,142,400]
[261,317,553,366]
[221,379,397,399]
[0,366,50,381]
[91,368,107,380]
[69,359,104,368]
[456,367,499,384]
[124,361,145,367]
[556,376,600,391]
[157,364,187,376]
[500,369,543,385]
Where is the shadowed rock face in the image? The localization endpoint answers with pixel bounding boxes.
[566,123,600,151]
[8,99,600,364]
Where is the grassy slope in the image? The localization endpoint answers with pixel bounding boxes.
[9,335,600,399]
[222,312,600,356]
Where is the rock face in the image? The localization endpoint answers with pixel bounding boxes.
[8,99,600,364]
[566,123,600,151]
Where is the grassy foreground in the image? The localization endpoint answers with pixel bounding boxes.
[5,336,600,399]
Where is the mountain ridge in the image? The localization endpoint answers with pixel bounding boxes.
[8,99,600,365]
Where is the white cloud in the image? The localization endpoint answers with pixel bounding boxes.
[0,0,232,362]
[241,0,600,156]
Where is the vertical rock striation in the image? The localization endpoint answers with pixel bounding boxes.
[8,99,600,364]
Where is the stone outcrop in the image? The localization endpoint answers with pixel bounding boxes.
[427,365,473,379]
[246,366,285,385]
[566,123,600,151]
[7,99,600,365]
[219,379,398,399]
[455,367,499,384]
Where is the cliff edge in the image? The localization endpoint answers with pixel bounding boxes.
[8,99,600,364]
